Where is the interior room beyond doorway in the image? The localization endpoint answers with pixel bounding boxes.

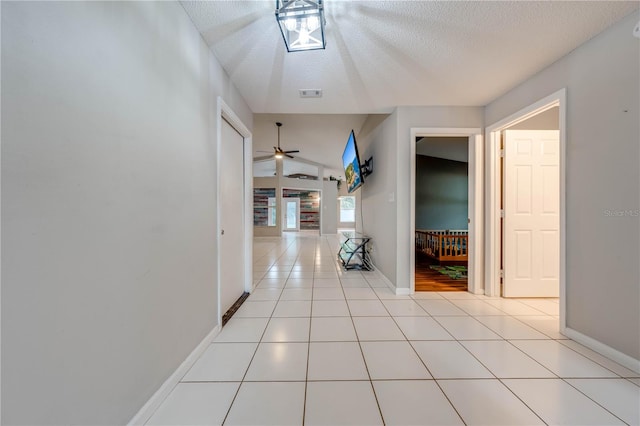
[414,136,469,292]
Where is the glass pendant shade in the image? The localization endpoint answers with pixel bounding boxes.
[276,0,326,52]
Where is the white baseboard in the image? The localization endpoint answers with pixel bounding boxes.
[395,287,412,296]
[367,264,412,295]
[128,324,222,425]
[563,327,640,374]
[368,265,393,290]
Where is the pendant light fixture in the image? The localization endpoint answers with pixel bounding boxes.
[276,0,326,52]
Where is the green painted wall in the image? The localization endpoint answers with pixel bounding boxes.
[415,155,468,231]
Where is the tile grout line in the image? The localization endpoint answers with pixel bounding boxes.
[426,307,554,424]
[437,316,551,425]
[439,307,626,425]
[336,246,387,426]
[503,340,631,424]
[381,291,468,425]
[301,242,319,426]
[220,236,298,425]
[225,235,631,426]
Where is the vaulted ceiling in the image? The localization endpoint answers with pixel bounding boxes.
[251,113,371,178]
[181,1,637,176]
[181,1,638,114]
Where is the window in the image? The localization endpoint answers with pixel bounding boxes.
[339,196,356,223]
[267,197,276,226]
[254,188,277,227]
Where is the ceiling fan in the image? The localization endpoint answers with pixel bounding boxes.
[258,122,299,159]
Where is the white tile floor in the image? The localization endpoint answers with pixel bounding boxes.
[147,234,640,426]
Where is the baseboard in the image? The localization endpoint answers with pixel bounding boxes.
[128,324,222,425]
[367,263,411,295]
[367,263,392,289]
[563,327,640,374]
[395,287,412,296]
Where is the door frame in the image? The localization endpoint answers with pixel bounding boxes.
[281,186,322,234]
[410,128,483,294]
[485,88,566,329]
[216,97,253,325]
[281,197,301,231]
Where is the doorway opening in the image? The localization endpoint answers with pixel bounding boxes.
[409,128,483,295]
[485,89,566,326]
[282,188,321,235]
[414,137,469,291]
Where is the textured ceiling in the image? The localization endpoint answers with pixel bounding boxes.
[181,1,638,114]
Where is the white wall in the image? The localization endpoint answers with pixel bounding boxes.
[395,107,484,289]
[1,2,252,424]
[357,113,398,284]
[322,181,338,234]
[357,108,483,289]
[485,12,640,361]
[508,106,559,130]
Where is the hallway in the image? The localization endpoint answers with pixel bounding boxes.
[146,234,639,425]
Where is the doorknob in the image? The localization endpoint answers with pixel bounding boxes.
[221,229,225,235]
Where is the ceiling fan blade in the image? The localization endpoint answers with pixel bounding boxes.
[285,153,295,159]
[284,150,300,154]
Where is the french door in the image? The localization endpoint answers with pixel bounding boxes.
[282,198,300,231]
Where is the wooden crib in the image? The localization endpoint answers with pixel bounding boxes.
[415,229,468,262]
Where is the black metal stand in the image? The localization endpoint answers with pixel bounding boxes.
[338,232,373,271]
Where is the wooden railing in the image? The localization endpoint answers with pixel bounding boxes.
[416,229,468,261]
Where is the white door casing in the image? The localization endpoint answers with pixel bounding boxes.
[409,128,483,295]
[503,130,560,297]
[219,118,247,315]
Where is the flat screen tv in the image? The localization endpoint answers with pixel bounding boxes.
[342,130,364,193]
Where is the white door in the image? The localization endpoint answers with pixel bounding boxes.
[503,130,560,297]
[282,198,300,231]
[220,119,246,315]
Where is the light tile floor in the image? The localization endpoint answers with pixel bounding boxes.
[147,234,640,425]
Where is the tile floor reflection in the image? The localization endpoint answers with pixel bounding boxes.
[147,234,640,425]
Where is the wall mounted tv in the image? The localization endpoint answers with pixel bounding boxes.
[342,130,371,194]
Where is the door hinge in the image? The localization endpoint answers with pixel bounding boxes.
[500,149,505,158]
[500,209,505,218]
[499,269,504,279]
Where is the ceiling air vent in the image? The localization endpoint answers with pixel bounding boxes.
[299,89,322,98]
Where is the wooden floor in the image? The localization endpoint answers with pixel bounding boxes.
[415,251,468,292]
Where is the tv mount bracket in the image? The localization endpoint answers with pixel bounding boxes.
[360,157,373,178]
